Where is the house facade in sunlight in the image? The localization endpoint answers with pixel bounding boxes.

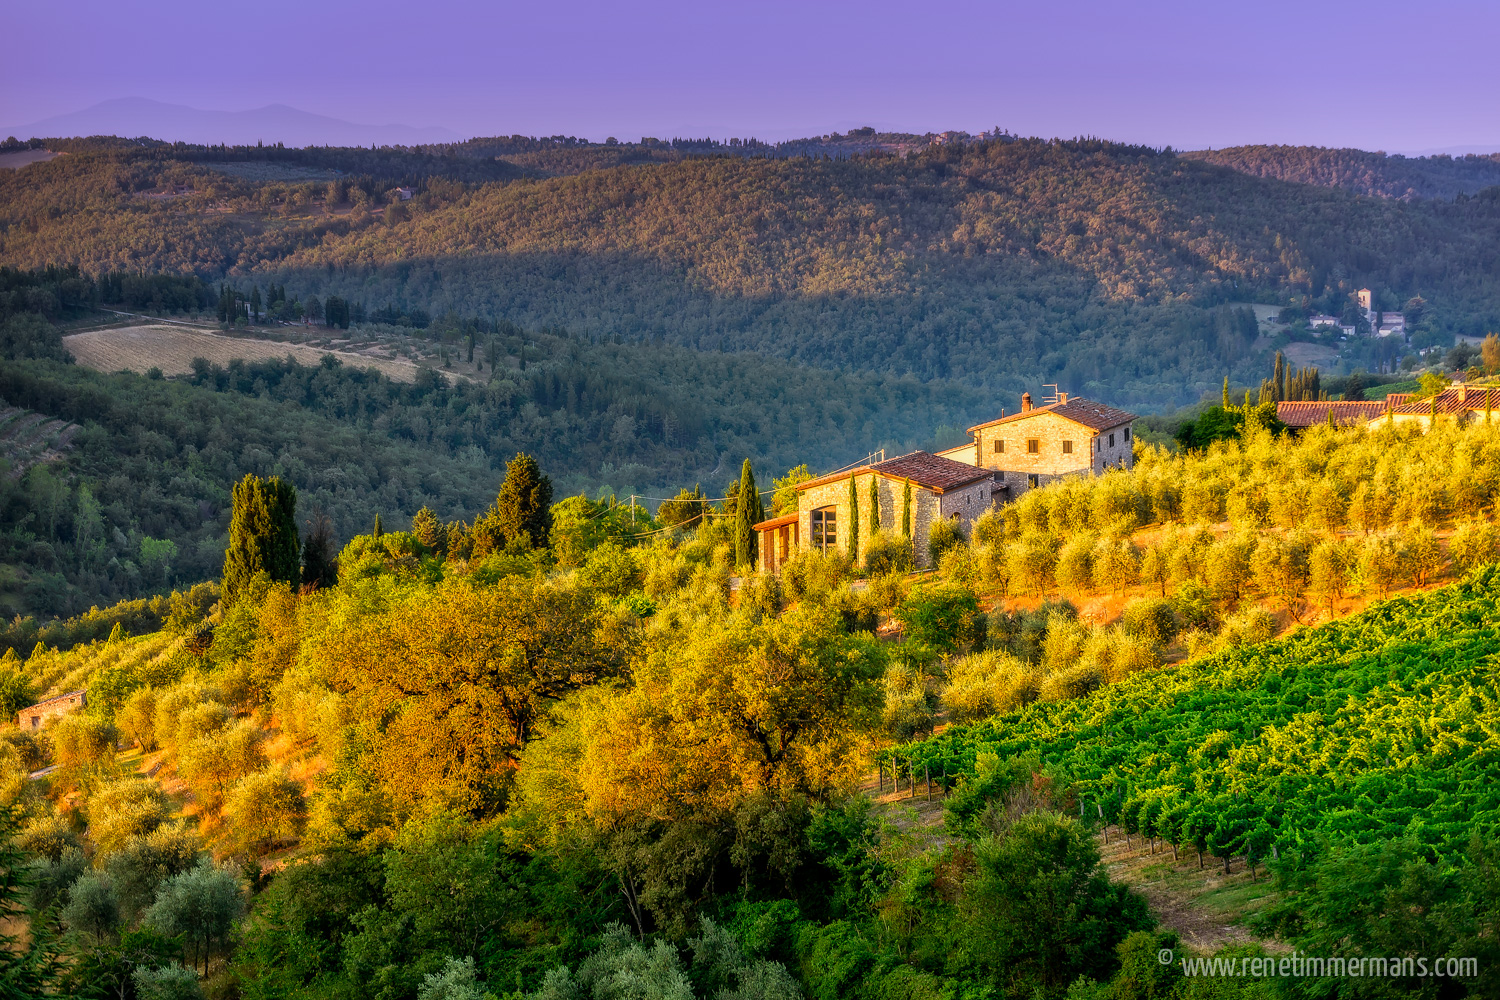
[754,392,1137,571]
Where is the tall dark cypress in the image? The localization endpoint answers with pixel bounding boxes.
[1274,351,1286,402]
[847,475,860,563]
[222,474,299,603]
[733,458,761,569]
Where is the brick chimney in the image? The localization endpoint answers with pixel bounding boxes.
[1021,392,1033,412]
[1058,391,1069,404]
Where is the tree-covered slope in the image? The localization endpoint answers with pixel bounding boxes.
[10,139,1500,403]
[1185,145,1500,200]
[905,567,1500,864]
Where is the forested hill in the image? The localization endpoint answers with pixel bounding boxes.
[1184,144,1500,200]
[8,137,1500,405]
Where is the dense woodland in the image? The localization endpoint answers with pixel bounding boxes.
[0,412,1497,998]
[8,137,1500,406]
[0,277,989,619]
[1186,145,1500,200]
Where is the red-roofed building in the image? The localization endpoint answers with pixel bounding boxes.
[1276,400,1390,429]
[754,450,999,571]
[752,391,1138,572]
[964,392,1138,498]
[1366,384,1500,430]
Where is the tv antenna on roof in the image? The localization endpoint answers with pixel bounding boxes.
[1042,384,1061,405]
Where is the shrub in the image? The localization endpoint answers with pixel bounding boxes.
[896,585,982,652]
[1055,534,1097,597]
[1450,519,1500,571]
[942,650,1039,723]
[927,516,967,566]
[119,687,159,751]
[971,508,1005,548]
[1120,597,1179,649]
[132,963,204,1000]
[62,870,119,944]
[781,550,852,604]
[224,767,306,856]
[1218,605,1277,649]
[863,531,913,576]
[577,541,642,597]
[738,572,784,622]
[87,781,172,857]
[881,665,934,740]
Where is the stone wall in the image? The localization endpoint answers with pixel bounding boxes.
[976,412,1134,500]
[17,690,85,730]
[796,472,993,570]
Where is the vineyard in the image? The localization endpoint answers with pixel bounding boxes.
[0,401,74,476]
[62,324,424,383]
[891,566,1500,867]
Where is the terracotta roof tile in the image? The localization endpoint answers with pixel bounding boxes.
[1387,385,1500,416]
[795,451,994,495]
[968,397,1137,434]
[1276,400,1390,428]
[751,513,799,531]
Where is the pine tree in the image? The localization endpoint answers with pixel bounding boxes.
[869,475,880,532]
[411,505,446,554]
[222,475,299,603]
[847,475,860,563]
[733,458,761,569]
[492,452,554,550]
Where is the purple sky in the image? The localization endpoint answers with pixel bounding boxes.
[6,0,1500,152]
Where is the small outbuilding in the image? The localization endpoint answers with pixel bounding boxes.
[17,690,85,730]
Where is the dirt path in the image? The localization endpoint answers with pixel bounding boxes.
[1097,829,1281,952]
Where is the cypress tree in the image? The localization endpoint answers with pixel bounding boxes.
[301,508,339,590]
[1221,376,1230,408]
[493,452,554,549]
[222,474,299,603]
[869,475,880,532]
[847,475,860,563]
[901,478,913,539]
[249,285,261,324]
[1274,351,1286,401]
[733,458,761,569]
[372,513,383,538]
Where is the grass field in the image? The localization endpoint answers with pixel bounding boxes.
[63,324,425,382]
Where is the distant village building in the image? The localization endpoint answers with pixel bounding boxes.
[17,690,85,730]
[753,393,1137,572]
[1356,287,1405,338]
[392,186,414,201]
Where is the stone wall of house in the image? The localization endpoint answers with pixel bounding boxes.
[17,690,85,730]
[798,473,951,569]
[976,412,1134,500]
[938,477,995,535]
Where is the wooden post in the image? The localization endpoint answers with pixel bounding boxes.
[925,764,932,802]
[941,763,947,796]
[877,760,884,794]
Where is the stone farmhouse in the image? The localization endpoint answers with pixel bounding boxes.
[17,689,85,730]
[754,392,1137,572]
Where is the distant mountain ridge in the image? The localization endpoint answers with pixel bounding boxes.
[1183,144,1500,200]
[2,97,465,149]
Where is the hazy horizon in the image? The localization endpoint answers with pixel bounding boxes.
[7,0,1500,154]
